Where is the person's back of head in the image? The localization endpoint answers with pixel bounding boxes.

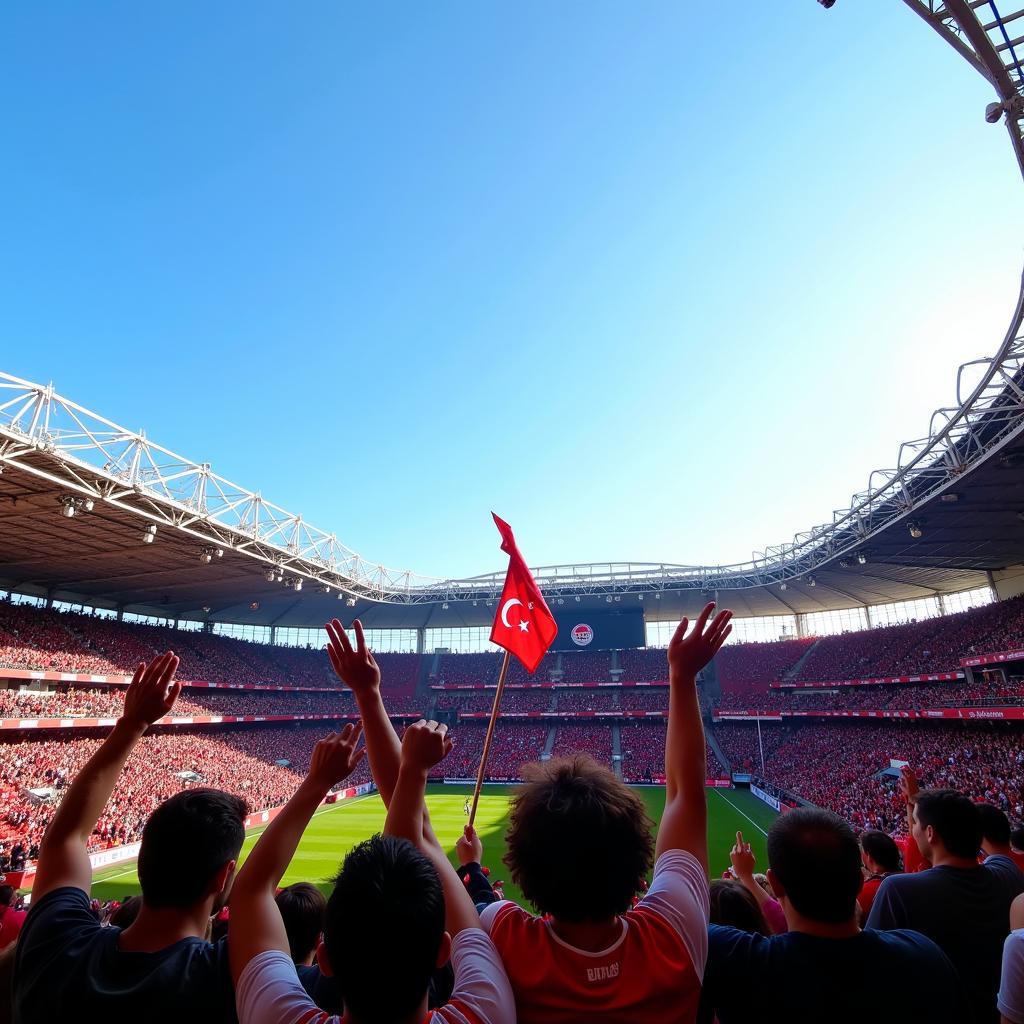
[504,754,654,922]
[709,879,769,935]
[977,803,1011,852]
[766,808,862,924]
[276,882,326,965]
[322,834,446,1023]
[0,886,13,910]
[860,829,902,875]
[1012,825,1024,853]
[137,788,247,910]
[913,789,982,861]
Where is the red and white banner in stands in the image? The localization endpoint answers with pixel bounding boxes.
[431,681,668,690]
[786,710,918,719]
[714,708,1024,722]
[0,667,347,694]
[457,711,667,720]
[707,779,732,788]
[14,782,377,888]
[961,650,1024,668]
[0,712,422,732]
[771,673,962,690]
[713,712,783,721]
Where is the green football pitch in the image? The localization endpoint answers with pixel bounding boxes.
[88,784,778,905]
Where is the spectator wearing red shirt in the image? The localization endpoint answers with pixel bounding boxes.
[479,604,731,1024]
[857,830,902,917]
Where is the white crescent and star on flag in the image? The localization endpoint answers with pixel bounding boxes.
[500,597,535,633]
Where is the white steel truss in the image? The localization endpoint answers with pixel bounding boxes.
[2,2,1024,608]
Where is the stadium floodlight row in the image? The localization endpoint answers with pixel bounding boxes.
[2,2,1024,627]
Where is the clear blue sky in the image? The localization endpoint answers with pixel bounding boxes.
[3,3,1023,580]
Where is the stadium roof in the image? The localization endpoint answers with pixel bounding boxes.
[2,1,1024,631]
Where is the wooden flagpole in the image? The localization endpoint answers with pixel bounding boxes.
[469,649,512,828]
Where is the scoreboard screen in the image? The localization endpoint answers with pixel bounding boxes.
[550,608,645,652]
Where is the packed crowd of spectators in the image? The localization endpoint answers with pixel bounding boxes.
[552,689,619,712]
[715,637,815,688]
[713,720,1024,833]
[0,724,376,853]
[618,646,671,681]
[793,594,1024,681]
[618,721,728,782]
[549,724,612,762]
[617,687,672,712]
[0,601,421,693]
[0,684,428,720]
[558,650,612,683]
[433,689,555,714]
[441,723,551,780]
[712,676,1024,713]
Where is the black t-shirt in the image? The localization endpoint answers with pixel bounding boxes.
[700,925,971,1024]
[13,887,236,1024]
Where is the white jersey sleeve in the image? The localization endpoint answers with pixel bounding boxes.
[431,929,515,1024]
[999,929,1024,1024]
[636,850,710,979]
[236,950,335,1024]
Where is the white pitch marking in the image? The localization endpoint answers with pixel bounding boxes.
[712,787,769,837]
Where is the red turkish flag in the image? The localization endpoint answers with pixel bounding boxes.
[488,513,558,674]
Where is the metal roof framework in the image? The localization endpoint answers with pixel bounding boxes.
[2,1,1024,626]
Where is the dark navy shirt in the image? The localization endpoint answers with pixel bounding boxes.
[867,855,1024,1023]
[13,887,236,1024]
[701,925,970,1024]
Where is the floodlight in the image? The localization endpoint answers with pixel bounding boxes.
[856,552,867,565]
[908,521,923,539]
[265,569,276,582]
[442,602,449,610]
[779,582,788,591]
[346,597,357,607]
[82,498,95,512]
[293,579,303,592]
[142,524,157,544]
[60,500,76,518]
[807,576,816,587]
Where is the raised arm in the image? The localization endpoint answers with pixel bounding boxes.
[326,619,402,805]
[32,652,180,901]
[229,724,364,984]
[729,831,775,916]
[385,719,481,935]
[656,603,732,872]
[898,765,928,873]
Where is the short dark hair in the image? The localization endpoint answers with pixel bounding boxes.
[914,789,982,859]
[504,755,654,921]
[0,885,13,908]
[1011,825,1024,852]
[325,835,445,1022]
[137,788,247,908]
[276,882,326,964]
[709,879,770,935]
[860,830,902,873]
[767,808,862,923]
[977,803,1011,846]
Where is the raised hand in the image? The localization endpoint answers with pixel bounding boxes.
[730,830,756,880]
[121,652,181,730]
[401,719,453,773]
[899,764,919,805]
[307,723,366,790]
[668,602,733,678]
[456,823,483,866]
[325,618,381,696]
